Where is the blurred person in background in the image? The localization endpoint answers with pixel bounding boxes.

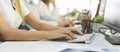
[24,0,74,27]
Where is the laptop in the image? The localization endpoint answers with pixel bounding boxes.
[50,32,95,44]
[68,27,95,44]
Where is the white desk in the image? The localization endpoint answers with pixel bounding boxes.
[0,33,120,52]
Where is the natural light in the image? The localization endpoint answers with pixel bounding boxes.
[33,0,100,18]
[56,0,99,15]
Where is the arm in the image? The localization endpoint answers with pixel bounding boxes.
[0,14,48,40]
[24,13,58,31]
[0,13,75,41]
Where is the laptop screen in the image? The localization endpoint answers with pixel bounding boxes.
[102,0,120,33]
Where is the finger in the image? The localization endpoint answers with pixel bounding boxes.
[59,28,76,39]
[76,29,84,35]
[70,27,84,35]
[69,31,77,39]
[70,21,75,26]
[65,30,76,39]
[68,20,75,26]
[63,34,73,40]
[69,27,84,35]
[68,22,73,26]
[66,21,74,27]
[64,22,71,27]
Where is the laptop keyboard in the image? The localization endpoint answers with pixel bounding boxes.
[68,33,95,44]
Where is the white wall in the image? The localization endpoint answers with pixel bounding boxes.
[104,0,120,27]
[56,0,99,18]
[33,0,106,18]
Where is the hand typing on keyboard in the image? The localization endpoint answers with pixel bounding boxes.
[50,27,84,41]
[68,26,85,39]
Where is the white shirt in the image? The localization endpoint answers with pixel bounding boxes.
[23,0,58,26]
[0,0,30,28]
[37,0,61,22]
[23,0,40,20]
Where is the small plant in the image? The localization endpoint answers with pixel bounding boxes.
[93,15,103,23]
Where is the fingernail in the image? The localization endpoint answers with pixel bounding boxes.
[73,37,76,39]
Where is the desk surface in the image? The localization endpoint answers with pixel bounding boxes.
[0,33,120,52]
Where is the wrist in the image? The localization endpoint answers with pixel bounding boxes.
[57,21,65,27]
[40,31,51,39]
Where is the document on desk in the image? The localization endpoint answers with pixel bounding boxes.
[60,48,119,52]
[60,48,100,52]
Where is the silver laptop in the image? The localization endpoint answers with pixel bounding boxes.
[68,32,95,44]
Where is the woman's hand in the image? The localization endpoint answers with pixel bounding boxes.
[67,27,84,35]
[45,28,76,40]
[58,19,75,27]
